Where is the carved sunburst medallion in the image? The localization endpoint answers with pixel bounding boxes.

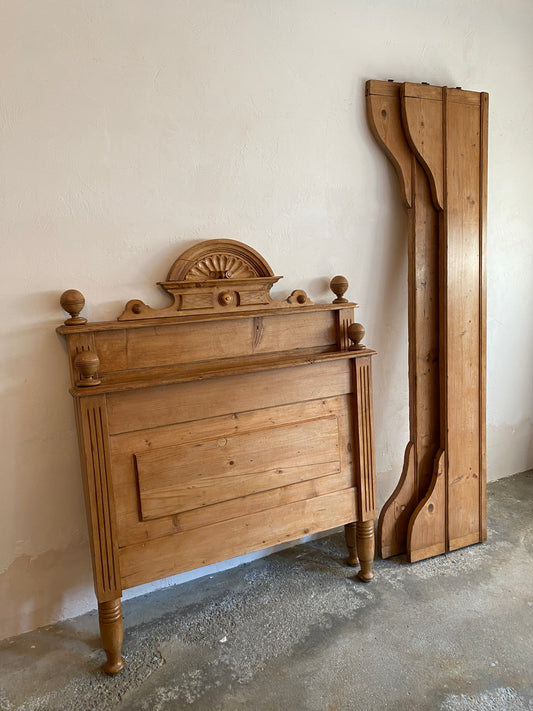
[167,239,274,282]
[185,253,257,281]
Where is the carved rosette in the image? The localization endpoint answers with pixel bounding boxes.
[118,239,312,320]
[166,239,274,281]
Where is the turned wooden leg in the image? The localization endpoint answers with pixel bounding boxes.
[356,520,375,582]
[98,598,125,675]
[344,522,359,566]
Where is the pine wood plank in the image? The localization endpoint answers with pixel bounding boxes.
[478,92,488,543]
[106,359,352,435]
[136,416,341,520]
[68,347,374,397]
[119,488,358,589]
[409,160,441,505]
[95,310,337,374]
[444,96,482,546]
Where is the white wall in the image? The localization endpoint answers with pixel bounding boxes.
[1,0,532,639]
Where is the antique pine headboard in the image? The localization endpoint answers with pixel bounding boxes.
[57,239,377,675]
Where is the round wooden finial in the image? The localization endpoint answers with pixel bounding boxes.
[347,322,366,350]
[330,276,349,304]
[74,350,101,386]
[60,289,87,325]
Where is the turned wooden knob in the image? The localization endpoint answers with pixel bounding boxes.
[330,275,349,303]
[347,322,366,350]
[74,351,101,386]
[60,289,87,325]
[219,291,235,306]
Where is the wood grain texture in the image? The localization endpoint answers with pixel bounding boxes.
[401,83,445,210]
[95,310,337,374]
[407,449,446,562]
[111,396,354,547]
[377,441,415,559]
[76,396,122,601]
[378,158,442,558]
[369,84,440,559]
[353,357,377,521]
[443,92,485,550]
[366,80,413,208]
[106,359,353,435]
[478,92,489,544]
[119,488,358,589]
[409,159,441,504]
[135,416,341,520]
[335,307,356,351]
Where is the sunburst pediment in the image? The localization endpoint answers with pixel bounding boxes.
[167,239,274,282]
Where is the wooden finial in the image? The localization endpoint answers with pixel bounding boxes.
[74,351,101,386]
[347,322,366,350]
[60,289,87,325]
[330,275,349,303]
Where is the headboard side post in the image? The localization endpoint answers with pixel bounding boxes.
[74,394,122,601]
[74,394,124,673]
[351,354,377,582]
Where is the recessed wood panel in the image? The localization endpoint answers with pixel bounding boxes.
[110,396,354,547]
[136,416,341,521]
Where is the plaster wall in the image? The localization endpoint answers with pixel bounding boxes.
[1,0,532,639]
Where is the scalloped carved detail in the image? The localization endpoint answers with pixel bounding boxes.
[186,253,257,281]
[167,239,274,282]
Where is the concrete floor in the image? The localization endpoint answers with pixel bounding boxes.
[1,471,532,711]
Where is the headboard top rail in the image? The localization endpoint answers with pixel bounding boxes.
[58,239,368,395]
[58,239,359,330]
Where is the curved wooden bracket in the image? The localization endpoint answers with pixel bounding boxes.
[401,83,445,211]
[366,80,413,208]
[368,79,487,563]
[407,449,446,562]
[377,441,416,559]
